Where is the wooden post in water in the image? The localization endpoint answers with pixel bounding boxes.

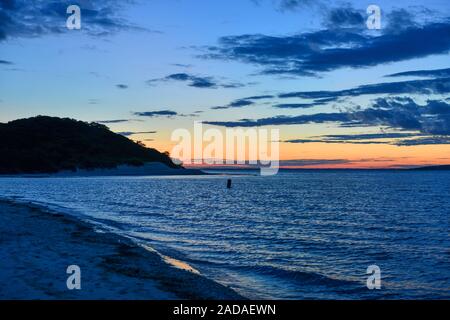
[227,179,232,189]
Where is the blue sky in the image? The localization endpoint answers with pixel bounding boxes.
[1,0,450,167]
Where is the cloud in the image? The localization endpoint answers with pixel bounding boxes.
[325,6,365,28]
[242,95,274,100]
[205,112,348,127]
[313,133,422,141]
[251,0,317,11]
[0,0,152,41]
[202,19,450,76]
[284,132,424,145]
[384,8,418,33]
[147,73,246,89]
[116,84,128,89]
[273,97,338,109]
[133,110,178,117]
[278,77,450,99]
[205,97,450,137]
[385,67,450,79]
[273,103,317,109]
[116,131,157,137]
[96,119,130,124]
[278,159,351,166]
[394,136,450,146]
[285,134,450,146]
[285,139,387,145]
[0,59,13,64]
[211,95,335,110]
[171,63,193,68]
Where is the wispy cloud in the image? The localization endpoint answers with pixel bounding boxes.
[97,119,131,124]
[133,110,178,118]
[273,97,339,109]
[278,77,450,99]
[385,67,450,79]
[205,97,450,139]
[0,0,154,41]
[147,73,246,89]
[116,131,157,137]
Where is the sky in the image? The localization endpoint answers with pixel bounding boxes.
[1,0,450,168]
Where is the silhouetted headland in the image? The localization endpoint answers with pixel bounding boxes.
[0,116,201,175]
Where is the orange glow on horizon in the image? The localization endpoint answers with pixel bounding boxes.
[141,136,450,169]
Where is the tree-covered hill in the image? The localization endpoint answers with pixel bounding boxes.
[0,116,181,174]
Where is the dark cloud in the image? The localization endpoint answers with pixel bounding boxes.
[273,103,317,109]
[314,133,422,141]
[116,131,157,137]
[96,119,130,124]
[384,8,418,33]
[211,99,254,110]
[285,132,424,145]
[211,94,334,110]
[286,132,450,147]
[386,67,450,79]
[205,97,450,137]
[278,159,351,166]
[0,0,16,10]
[0,0,151,41]
[147,73,246,89]
[116,84,128,89]
[229,99,254,107]
[210,94,274,109]
[202,20,450,76]
[0,59,13,64]
[205,112,348,127]
[273,97,338,109]
[242,95,274,100]
[278,0,316,10]
[394,136,450,146]
[279,77,450,99]
[133,110,178,117]
[285,139,387,145]
[325,6,365,28]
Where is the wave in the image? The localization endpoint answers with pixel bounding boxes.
[0,196,244,299]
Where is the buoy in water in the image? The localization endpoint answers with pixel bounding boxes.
[227,179,232,189]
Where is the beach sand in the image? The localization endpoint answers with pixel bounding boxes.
[0,200,243,300]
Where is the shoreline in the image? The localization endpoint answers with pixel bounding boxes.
[0,199,244,300]
[0,163,207,178]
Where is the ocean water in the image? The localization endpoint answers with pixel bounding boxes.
[0,170,449,299]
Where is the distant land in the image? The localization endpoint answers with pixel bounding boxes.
[0,116,197,175]
[410,165,450,170]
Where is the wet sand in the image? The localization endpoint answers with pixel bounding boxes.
[0,200,243,300]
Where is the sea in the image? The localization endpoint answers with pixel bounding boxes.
[0,170,449,299]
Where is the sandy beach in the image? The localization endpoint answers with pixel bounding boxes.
[0,199,243,300]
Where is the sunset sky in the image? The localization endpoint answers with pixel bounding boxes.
[1,0,449,168]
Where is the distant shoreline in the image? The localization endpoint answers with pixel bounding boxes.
[0,162,207,178]
[0,198,243,300]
